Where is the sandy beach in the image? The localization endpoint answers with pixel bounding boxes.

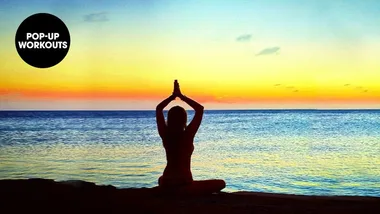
[1,179,379,214]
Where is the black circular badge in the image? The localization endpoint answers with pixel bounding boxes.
[15,13,70,68]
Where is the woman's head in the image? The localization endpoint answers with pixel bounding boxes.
[167,106,187,131]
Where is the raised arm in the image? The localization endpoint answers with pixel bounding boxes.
[156,95,176,138]
[179,94,204,138]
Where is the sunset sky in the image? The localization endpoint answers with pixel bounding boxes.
[1,0,380,110]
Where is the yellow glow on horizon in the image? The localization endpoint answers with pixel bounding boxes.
[1,33,380,108]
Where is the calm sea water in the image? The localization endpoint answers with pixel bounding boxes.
[0,110,379,196]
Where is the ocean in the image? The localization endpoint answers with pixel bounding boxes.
[0,110,379,196]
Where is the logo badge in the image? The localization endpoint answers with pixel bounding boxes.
[15,13,71,68]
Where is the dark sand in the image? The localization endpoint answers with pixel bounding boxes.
[1,179,379,214]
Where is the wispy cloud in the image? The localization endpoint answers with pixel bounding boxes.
[343,84,370,93]
[84,12,109,22]
[274,84,300,93]
[256,47,280,56]
[236,34,252,42]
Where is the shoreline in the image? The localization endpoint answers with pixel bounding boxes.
[1,178,379,214]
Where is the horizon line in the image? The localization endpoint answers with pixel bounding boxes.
[1,108,380,111]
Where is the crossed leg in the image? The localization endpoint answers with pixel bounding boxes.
[158,176,226,195]
[182,179,226,195]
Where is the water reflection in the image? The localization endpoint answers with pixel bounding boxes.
[0,110,379,196]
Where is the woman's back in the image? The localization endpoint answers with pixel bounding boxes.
[162,131,194,179]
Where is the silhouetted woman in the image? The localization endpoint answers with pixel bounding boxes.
[156,80,225,195]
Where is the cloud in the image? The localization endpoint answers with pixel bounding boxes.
[236,34,252,42]
[84,12,109,22]
[273,84,300,92]
[256,47,280,56]
[343,84,370,93]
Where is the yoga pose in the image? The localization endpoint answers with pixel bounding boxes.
[156,80,226,195]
